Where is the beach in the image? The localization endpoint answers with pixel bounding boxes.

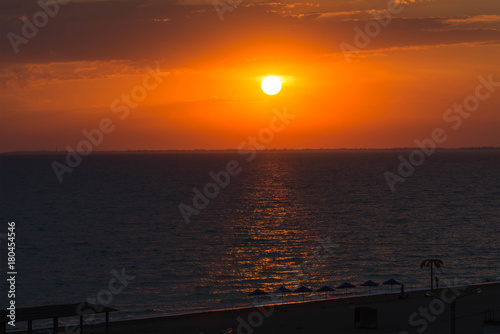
[20,282,497,334]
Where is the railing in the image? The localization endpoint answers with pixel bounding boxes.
[485,309,500,322]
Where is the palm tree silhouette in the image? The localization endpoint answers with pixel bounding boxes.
[420,259,443,291]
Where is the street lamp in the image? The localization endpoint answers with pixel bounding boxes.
[426,288,482,334]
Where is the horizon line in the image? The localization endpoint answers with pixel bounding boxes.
[1,147,499,154]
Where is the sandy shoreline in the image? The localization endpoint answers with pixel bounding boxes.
[11,282,500,334]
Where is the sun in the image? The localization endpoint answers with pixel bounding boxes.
[261,76,282,95]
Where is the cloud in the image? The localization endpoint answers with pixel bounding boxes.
[0,0,499,69]
[314,9,403,21]
[0,60,148,89]
[393,0,435,4]
[444,15,500,25]
[152,18,171,22]
[257,2,320,8]
[347,40,500,57]
[315,10,364,20]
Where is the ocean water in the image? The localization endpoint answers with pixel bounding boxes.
[0,150,499,324]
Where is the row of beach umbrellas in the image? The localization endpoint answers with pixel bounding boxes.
[248,278,403,302]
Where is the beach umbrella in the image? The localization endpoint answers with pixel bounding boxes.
[383,278,401,292]
[275,286,292,303]
[337,282,356,294]
[248,289,268,304]
[316,285,335,298]
[360,280,379,294]
[293,286,312,301]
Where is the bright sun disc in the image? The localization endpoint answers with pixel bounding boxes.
[261,76,282,95]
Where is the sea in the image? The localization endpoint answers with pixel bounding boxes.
[0,150,499,327]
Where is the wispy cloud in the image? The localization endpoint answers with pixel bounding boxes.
[394,0,435,4]
[362,40,500,54]
[152,18,171,22]
[0,60,149,89]
[263,2,319,8]
[314,9,406,20]
[444,15,500,25]
[315,10,364,20]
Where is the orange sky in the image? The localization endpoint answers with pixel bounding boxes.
[0,0,499,152]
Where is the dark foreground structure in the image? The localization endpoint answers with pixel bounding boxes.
[0,303,116,334]
[2,283,500,334]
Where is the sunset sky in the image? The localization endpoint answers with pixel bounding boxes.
[1,0,499,152]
